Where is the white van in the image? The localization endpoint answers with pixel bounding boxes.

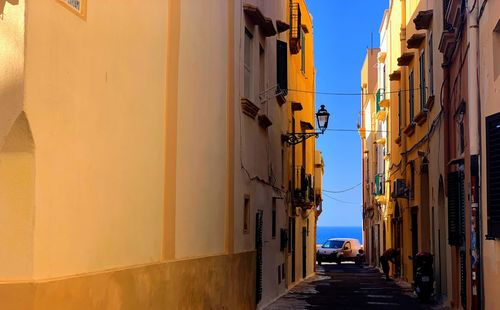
[316,238,362,265]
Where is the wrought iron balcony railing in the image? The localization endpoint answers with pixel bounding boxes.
[293,166,315,207]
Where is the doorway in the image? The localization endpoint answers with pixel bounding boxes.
[255,210,263,304]
[302,227,307,278]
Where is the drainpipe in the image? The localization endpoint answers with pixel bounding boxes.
[466,1,481,309]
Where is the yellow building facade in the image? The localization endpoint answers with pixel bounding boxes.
[0,0,322,309]
[361,0,450,305]
[361,1,500,309]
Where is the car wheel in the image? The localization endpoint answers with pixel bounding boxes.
[336,257,342,265]
[317,260,322,266]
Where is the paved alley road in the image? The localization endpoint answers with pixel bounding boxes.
[265,263,442,310]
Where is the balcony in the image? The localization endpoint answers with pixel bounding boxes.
[293,166,315,208]
[289,2,301,54]
[376,89,387,121]
[374,173,385,197]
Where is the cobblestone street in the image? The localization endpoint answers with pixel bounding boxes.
[265,263,444,310]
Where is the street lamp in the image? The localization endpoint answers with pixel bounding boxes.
[284,105,331,145]
[316,105,330,133]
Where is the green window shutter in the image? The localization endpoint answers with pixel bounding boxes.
[486,112,500,238]
[276,40,288,96]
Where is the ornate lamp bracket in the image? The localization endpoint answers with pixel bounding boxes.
[284,132,320,145]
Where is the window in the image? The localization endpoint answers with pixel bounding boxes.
[409,69,415,122]
[428,32,434,96]
[398,89,402,136]
[321,240,344,249]
[486,112,500,238]
[277,40,288,95]
[272,198,277,239]
[243,196,250,234]
[259,44,265,96]
[448,171,465,245]
[410,161,415,200]
[281,149,285,186]
[344,242,351,250]
[459,120,465,154]
[494,21,500,80]
[419,49,426,110]
[244,29,253,99]
[278,266,281,284]
[300,28,306,73]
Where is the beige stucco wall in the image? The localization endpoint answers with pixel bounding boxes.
[174,0,229,259]
[24,0,166,278]
[0,114,35,280]
[0,0,25,147]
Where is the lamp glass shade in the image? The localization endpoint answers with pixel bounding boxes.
[316,105,330,133]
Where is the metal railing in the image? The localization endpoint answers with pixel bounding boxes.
[374,173,385,196]
[376,88,385,113]
[293,166,315,206]
[289,2,301,54]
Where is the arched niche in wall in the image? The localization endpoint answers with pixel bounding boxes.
[0,111,35,280]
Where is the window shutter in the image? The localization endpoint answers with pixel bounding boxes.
[277,40,288,96]
[255,210,263,304]
[448,171,461,246]
[486,112,500,238]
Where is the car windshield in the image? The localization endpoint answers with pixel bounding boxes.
[322,240,344,249]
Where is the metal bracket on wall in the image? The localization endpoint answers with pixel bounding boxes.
[283,132,319,145]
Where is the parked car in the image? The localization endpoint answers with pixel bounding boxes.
[316,238,362,265]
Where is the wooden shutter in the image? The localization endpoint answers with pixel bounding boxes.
[447,171,461,246]
[277,40,288,96]
[486,112,500,238]
[255,210,263,304]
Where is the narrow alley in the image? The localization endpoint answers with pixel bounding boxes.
[266,263,438,310]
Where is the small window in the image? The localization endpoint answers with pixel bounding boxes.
[243,196,250,234]
[398,89,402,136]
[419,49,426,110]
[277,40,288,95]
[428,32,434,96]
[410,161,415,200]
[259,44,265,96]
[301,28,306,74]
[272,198,277,239]
[278,266,281,284]
[409,69,415,122]
[244,29,253,99]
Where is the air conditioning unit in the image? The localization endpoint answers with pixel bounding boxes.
[392,179,407,198]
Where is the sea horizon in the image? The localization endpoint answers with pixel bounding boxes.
[316,226,363,245]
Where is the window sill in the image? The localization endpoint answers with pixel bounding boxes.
[241,97,259,119]
[403,122,416,137]
[425,95,435,111]
[415,109,429,126]
[258,114,273,129]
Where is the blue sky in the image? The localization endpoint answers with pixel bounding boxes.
[305,0,388,227]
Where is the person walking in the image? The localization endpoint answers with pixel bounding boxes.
[380,248,400,280]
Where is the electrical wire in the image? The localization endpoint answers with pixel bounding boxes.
[323,183,361,193]
[286,87,427,97]
[323,193,361,205]
[325,128,389,133]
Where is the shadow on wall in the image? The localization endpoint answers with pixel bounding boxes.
[0,111,35,280]
[0,0,19,19]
